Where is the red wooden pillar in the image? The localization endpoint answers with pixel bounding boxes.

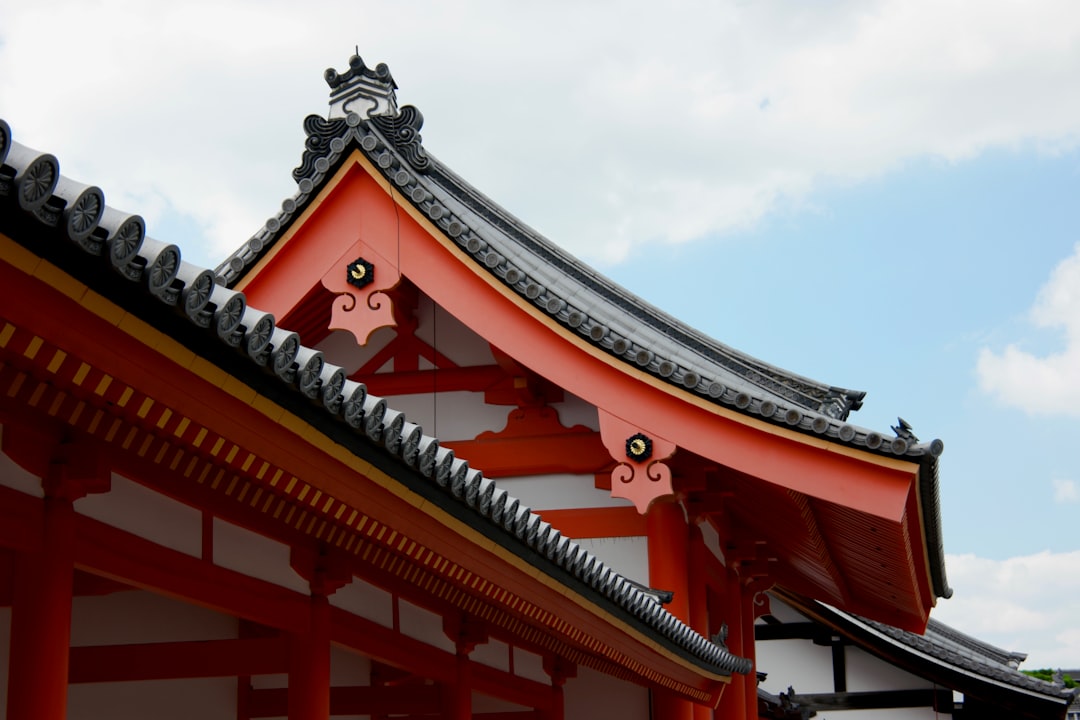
[5,433,109,720]
[442,613,487,720]
[740,580,770,720]
[7,493,76,720]
[289,547,350,720]
[688,524,713,720]
[647,499,693,720]
[713,568,746,720]
[542,656,576,720]
[289,593,332,720]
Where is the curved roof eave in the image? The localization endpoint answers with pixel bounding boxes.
[775,589,1078,709]
[0,117,753,682]
[214,74,952,601]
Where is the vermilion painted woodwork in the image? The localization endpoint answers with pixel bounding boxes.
[290,593,333,720]
[7,493,75,720]
[0,236,896,717]
[688,527,713,720]
[237,160,915,520]
[230,158,937,630]
[647,499,695,720]
[741,585,761,720]
[68,637,289,683]
[321,236,401,346]
[599,410,677,514]
[247,685,442,717]
[6,185,935,636]
[445,406,610,478]
[357,364,505,396]
[713,571,747,720]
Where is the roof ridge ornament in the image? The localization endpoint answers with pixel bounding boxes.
[325,54,399,120]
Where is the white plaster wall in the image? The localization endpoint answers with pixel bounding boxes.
[756,637,836,695]
[820,707,942,720]
[472,637,511,672]
[844,645,934,692]
[70,589,237,646]
[564,664,649,720]
[513,645,550,684]
[317,327,395,375]
[398,598,455,654]
[380,390,509,441]
[66,591,240,720]
[699,520,726,566]
[0,427,44,497]
[474,692,528,714]
[76,473,202,557]
[551,393,600,431]
[67,678,236,720]
[330,578,394,629]
[763,596,810,623]
[497,473,632,512]
[331,644,372,686]
[577,536,649,587]
[383,390,598,444]
[414,297,497,367]
[212,517,310,595]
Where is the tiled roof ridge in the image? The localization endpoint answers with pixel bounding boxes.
[216,110,946,467]
[926,617,1028,668]
[213,57,952,603]
[0,117,752,678]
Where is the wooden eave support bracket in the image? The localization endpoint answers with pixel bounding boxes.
[542,656,577,687]
[289,545,352,597]
[598,410,677,514]
[2,425,111,501]
[443,612,489,656]
[320,236,402,346]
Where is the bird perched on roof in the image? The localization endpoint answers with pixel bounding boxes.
[891,417,918,441]
[711,623,729,650]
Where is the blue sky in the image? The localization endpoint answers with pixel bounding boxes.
[2,0,1079,668]
[606,147,1080,560]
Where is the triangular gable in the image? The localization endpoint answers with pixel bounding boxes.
[216,56,949,634]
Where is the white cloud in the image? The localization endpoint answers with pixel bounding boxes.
[4,0,1080,266]
[1053,478,1080,504]
[932,551,1080,669]
[977,243,1080,416]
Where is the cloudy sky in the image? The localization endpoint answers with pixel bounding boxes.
[3,1,1079,670]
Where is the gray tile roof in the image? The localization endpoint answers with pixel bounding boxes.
[868,616,1076,701]
[0,116,751,678]
[779,590,1078,707]
[214,54,951,602]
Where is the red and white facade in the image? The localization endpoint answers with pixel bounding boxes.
[0,54,952,720]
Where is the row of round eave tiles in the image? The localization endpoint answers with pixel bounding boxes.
[340,118,935,462]
[0,121,749,674]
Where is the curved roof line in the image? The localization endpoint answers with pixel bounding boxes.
[775,589,1077,708]
[213,56,951,600]
[0,117,751,679]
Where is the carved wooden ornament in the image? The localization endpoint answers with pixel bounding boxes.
[598,410,677,514]
[320,237,401,346]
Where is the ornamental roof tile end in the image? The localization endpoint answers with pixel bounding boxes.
[0,118,750,679]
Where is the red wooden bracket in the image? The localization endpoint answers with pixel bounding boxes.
[598,410,677,514]
[320,237,401,346]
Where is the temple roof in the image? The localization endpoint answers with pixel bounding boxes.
[215,55,951,602]
[0,117,752,679]
[775,589,1078,714]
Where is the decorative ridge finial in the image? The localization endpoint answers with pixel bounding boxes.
[324,54,398,120]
